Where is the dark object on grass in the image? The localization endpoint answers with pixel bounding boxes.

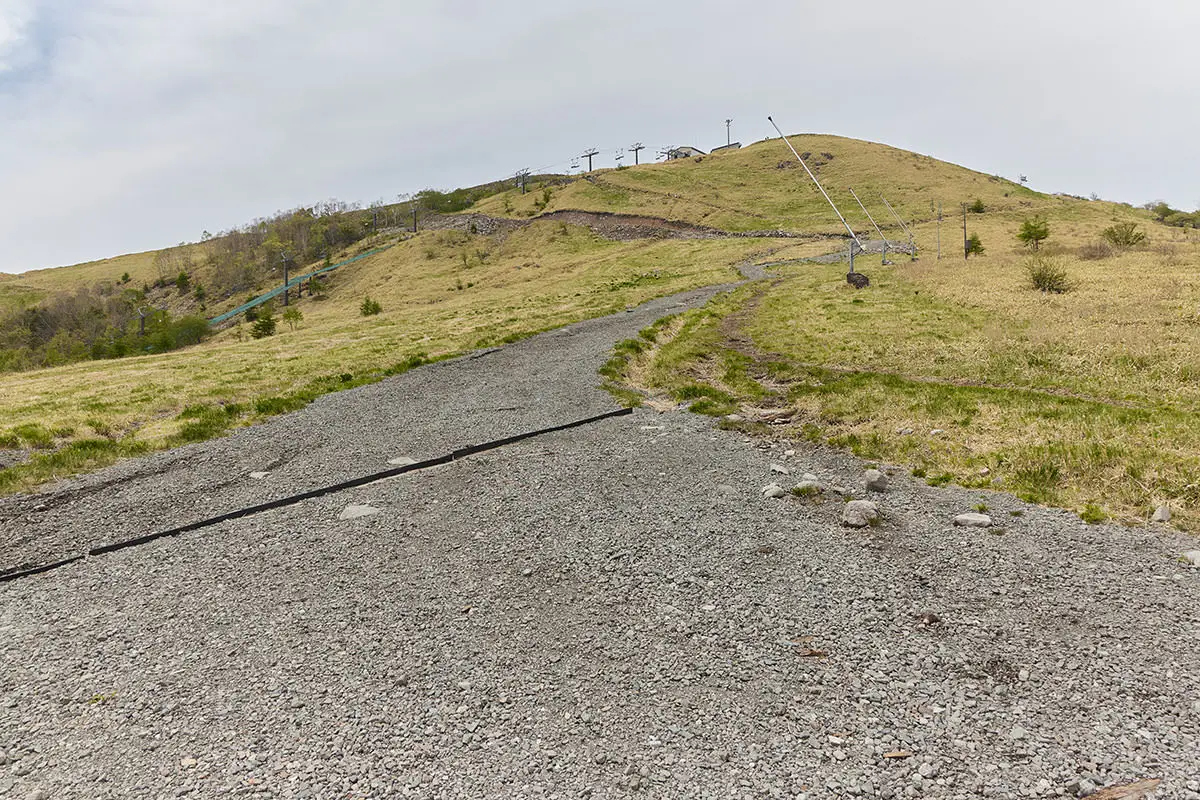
[846,272,870,289]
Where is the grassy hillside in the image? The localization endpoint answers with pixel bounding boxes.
[471,134,1151,236]
[606,202,1200,528]
[0,222,775,492]
[3,131,1195,526]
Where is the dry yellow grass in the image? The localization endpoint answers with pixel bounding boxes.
[621,208,1200,528]
[0,222,772,462]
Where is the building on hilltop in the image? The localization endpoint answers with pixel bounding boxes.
[665,146,706,160]
[711,142,742,153]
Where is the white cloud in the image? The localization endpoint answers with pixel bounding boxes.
[2,0,1200,273]
[0,0,35,73]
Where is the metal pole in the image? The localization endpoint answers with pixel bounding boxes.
[848,187,888,265]
[936,202,942,261]
[962,203,968,260]
[880,196,914,250]
[767,116,864,252]
[282,254,289,306]
[412,205,418,233]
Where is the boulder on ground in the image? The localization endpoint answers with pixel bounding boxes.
[842,500,879,528]
[954,512,992,528]
[864,469,889,492]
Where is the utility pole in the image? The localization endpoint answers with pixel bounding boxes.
[516,168,531,194]
[412,201,418,233]
[582,148,599,172]
[281,252,291,306]
[936,201,943,260]
[962,203,969,260]
[725,118,733,146]
[848,187,889,264]
[630,142,645,165]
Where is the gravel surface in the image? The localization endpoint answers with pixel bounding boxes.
[2,281,1200,799]
[0,285,726,574]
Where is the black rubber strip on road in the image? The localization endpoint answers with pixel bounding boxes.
[0,407,633,584]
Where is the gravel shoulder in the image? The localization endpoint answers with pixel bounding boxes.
[2,279,1199,799]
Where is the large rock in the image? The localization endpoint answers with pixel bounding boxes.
[1152,505,1172,523]
[762,483,787,499]
[954,512,992,528]
[841,500,879,528]
[1183,551,1200,567]
[864,469,889,492]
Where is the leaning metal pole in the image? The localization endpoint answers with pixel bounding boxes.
[848,187,889,263]
[880,195,915,252]
[767,116,865,268]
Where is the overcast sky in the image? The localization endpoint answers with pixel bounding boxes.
[1,0,1197,274]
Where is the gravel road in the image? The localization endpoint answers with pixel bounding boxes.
[2,278,1199,799]
[0,284,726,575]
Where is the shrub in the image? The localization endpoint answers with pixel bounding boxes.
[1027,255,1070,293]
[965,233,985,257]
[360,297,383,316]
[282,307,303,331]
[1080,504,1106,525]
[1016,217,1050,250]
[1078,241,1114,260]
[1101,222,1146,248]
[968,198,986,214]
[176,271,191,294]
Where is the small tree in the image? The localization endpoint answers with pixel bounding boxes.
[965,233,985,257]
[251,303,276,338]
[176,271,191,294]
[120,272,130,284]
[969,198,986,214]
[309,276,328,299]
[360,296,382,316]
[282,307,303,331]
[1102,222,1146,248]
[1017,217,1050,251]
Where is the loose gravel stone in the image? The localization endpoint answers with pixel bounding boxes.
[841,500,879,528]
[761,483,787,499]
[770,463,790,475]
[337,504,379,520]
[387,456,418,467]
[864,469,889,492]
[1153,505,1172,523]
[1183,550,1200,567]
